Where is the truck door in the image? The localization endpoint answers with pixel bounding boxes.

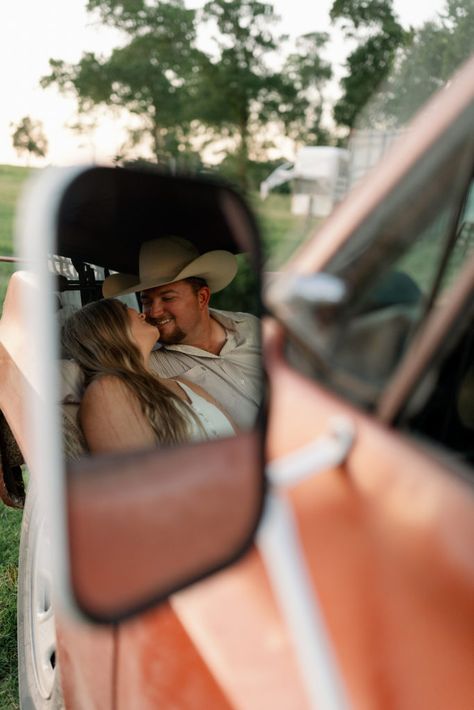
[265,64,474,709]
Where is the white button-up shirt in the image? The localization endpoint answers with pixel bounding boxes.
[149,309,261,429]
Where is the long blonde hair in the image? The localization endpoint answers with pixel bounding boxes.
[61,298,195,445]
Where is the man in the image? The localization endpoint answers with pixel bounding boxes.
[103,236,261,429]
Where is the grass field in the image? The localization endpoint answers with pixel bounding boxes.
[0,506,22,709]
[0,164,29,710]
[0,162,319,708]
[0,165,33,253]
[0,165,35,309]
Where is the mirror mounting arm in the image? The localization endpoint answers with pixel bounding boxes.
[265,272,347,363]
[258,416,355,710]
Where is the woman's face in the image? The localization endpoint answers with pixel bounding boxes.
[126,307,160,355]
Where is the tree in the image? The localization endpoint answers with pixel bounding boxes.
[371,0,474,126]
[196,0,289,189]
[330,0,409,132]
[40,0,335,185]
[41,0,206,166]
[278,32,333,148]
[11,117,48,164]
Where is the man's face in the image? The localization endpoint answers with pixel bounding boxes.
[140,279,209,345]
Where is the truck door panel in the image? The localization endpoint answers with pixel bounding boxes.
[265,319,474,710]
[116,550,309,709]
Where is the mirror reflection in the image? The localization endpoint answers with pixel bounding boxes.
[53,169,262,463]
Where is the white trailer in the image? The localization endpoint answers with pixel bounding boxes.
[260,130,409,219]
[291,146,349,217]
[260,146,349,218]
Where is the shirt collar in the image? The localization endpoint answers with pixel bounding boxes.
[151,309,240,355]
[208,308,239,331]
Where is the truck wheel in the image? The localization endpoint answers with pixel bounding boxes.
[17,485,63,709]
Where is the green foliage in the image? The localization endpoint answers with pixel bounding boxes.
[196,0,286,189]
[41,0,205,165]
[10,117,48,163]
[251,192,321,269]
[211,254,260,315]
[330,0,409,130]
[211,192,322,313]
[41,0,335,189]
[369,0,474,126]
[277,32,333,148]
[197,2,333,189]
[0,164,33,307]
[331,0,400,29]
[441,0,474,73]
[0,165,32,254]
[213,154,290,194]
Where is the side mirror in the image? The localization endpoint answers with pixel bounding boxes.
[17,165,265,621]
[266,271,347,358]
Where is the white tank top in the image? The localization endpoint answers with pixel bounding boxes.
[176,381,235,441]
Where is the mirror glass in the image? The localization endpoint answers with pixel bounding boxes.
[48,166,264,620]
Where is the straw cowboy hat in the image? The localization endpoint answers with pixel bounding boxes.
[103,236,238,298]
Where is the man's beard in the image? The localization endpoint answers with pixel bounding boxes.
[146,316,186,345]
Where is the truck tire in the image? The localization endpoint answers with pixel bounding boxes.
[17,484,63,709]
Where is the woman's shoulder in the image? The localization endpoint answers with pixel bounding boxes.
[82,375,133,408]
[79,375,156,453]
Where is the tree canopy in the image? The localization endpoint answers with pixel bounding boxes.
[371,0,474,126]
[39,0,472,183]
[277,32,333,148]
[41,0,333,187]
[330,0,409,131]
[194,0,287,188]
[41,0,204,165]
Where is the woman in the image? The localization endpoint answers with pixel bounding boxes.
[61,298,236,455]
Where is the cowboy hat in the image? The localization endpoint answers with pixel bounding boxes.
[102,236,238,298]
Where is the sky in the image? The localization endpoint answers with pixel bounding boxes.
[0,0,446,167]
